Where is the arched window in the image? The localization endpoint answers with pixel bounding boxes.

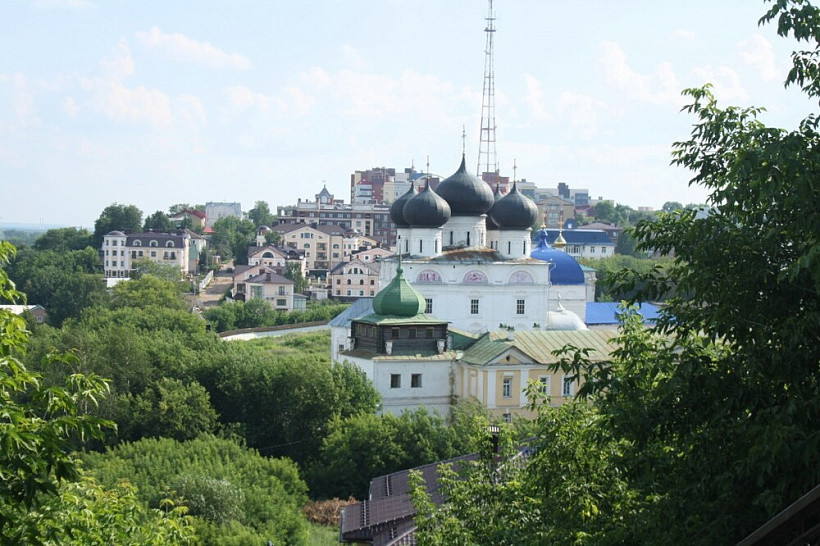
[262,252,274,258]
[416,270,442,283]
[149,240,158,247]
[509,271,534,284]
[133,240,142,247]
[462,270,488,284]
[166,241,175,248]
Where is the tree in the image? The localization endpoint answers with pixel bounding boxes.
[0,241,114,541]
[130,258,183,282]
[248,200,276,227]
[93,203,143,247]
[661,200,683,213]
[109,275,187,311]
[143,210,176,233]
[33,227,93,252]
[284,261,308,293]
[210,216,256,264]
[414,2,820,542]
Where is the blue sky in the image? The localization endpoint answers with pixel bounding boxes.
[1,0,814,227]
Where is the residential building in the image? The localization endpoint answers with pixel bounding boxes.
[351,247,394,263]
[169,209,206,231]
[540,228,615,259]
[102,230,199,283]
[231,265,295,311]
[0,304,47,323]
[277,190,396,247]
[204,202,242,228]
[272,223,346,275]
[329,259,380,299]
[537,194,575,228]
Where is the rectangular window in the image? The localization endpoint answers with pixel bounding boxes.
[276,298,286,306]
[503,413,512,423]
[470,299,479,315]
[390,374,401,388]
[562,376,574,397]
[516,299,525,315]
[408,329,416,339]
[502,377,512,398]
[425,298,433,314]
[425,327,434,339]
[370,279,375,285]
[278,286,286,295]
[411,374,422,388]
[539,376,551,394]
[391,327,399,338]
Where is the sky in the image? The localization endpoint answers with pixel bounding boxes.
[1,0,815,228]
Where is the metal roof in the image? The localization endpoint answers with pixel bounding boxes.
[543,228,614,245]
[459,329,618,366]
[585,302,661,325]
[328,297,373,327]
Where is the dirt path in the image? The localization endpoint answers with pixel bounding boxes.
[199,273,232,308]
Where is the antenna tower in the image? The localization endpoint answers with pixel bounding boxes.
[477,0,497,177]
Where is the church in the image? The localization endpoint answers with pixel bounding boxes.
[378,155,594,332]
[330,156,608,416]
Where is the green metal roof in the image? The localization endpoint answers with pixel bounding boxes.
[341,348,458,361]
[459,329,618,366]
[372,262,426,317]
[355,313,447,326]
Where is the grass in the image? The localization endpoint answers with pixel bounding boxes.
[307,522,340,545]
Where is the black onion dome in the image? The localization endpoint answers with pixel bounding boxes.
[489,182,539,229]
[390,181,417,227]
[403,183,451,228]
[486,184,504,230]
[435,156,494,216]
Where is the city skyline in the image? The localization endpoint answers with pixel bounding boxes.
[1,0,814,227]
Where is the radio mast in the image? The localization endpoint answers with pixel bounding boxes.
[477,0,498,178]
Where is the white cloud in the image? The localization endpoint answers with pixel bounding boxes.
[178,94,206,123]
[62,96,79,117]
[226,85,271,113]
[521,73,548,121]
[31,0,92,9]
[737,34,778,81]
[670,28,697,42]
[136,26,252,70]
[100,39,135,80]
[556,92,608,140]
[8,73,40,127]
[690,65,749,102]
[597,41,682,106]
[101,81,172,126]
[341,45,366,70]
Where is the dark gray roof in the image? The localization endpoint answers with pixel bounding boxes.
[390,182,417,227]
[126,232,187,246]
[543,228,614,245]
[489,182,539,230]
[245,271,293,284]
[402,184,451,228]
[328,297,374,327]
[435,156,494,216]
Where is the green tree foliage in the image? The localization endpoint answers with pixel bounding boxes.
[4,246,106,325]
[415,3,820,542]
[210,216,256,264]
[310,405,482,500]
[193,333,379,465]
[118,378,219,442]
[661,200,683,212]
[83,435,310,544]
[130,257,183,282]
[579,254,673,301]
[92,203,143,247]
[109,275,187,311]
[0,241,117,542]
[203,299,349,332]
[33,227,94,252]
[284,261,308,293]
[19,476,196,545]
[248,200,276,227]
[143,210,176,233]
[0,228,42,248]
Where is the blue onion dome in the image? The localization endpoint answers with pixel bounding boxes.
[435,156,494,216]
[489,181,539,230]
[486,184,504,230]
[531,227,584,284]
[390,181,417,227]
[403,182,451,228]
[372,261,426,317]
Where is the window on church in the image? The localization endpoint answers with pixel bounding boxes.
[516,299,525,315]
[425,298,433,314]
[390,374,401,388]
[411,374,422,388]
[470,299,479,315]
